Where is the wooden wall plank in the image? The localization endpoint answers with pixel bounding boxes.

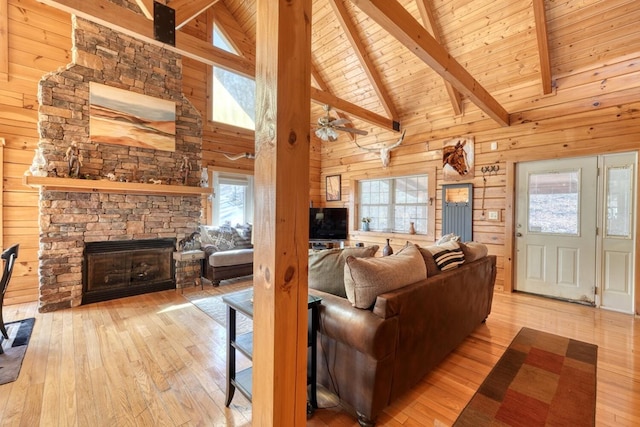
[1,0,71,303]
[0,0,8,82]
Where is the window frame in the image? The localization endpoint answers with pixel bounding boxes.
[350,167,436,240]
[206,11,256,131]
[210,167,255,227]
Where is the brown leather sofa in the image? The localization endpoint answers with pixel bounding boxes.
[310,255,496,426]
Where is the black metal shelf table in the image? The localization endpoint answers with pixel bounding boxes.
[222,288,322,411]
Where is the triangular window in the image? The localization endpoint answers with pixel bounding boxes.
[213,24,237,54]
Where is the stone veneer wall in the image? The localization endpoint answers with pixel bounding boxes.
[36,16,203,312]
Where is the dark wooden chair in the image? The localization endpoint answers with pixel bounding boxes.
[0,244,19,340]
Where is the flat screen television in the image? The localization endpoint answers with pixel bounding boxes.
[309,207,348,241]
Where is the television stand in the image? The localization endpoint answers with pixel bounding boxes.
[310,241,344,250]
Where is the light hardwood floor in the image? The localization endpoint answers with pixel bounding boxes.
[0,286,638,426]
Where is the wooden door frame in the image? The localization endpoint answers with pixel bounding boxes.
[507,156,640,316]
[504,160,515,293]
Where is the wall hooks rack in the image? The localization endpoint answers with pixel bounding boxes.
[481,165,500,175]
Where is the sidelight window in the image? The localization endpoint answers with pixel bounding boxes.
[605,165,633,238]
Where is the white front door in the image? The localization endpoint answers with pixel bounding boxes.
[516,154,636,313]
[516,157,598,304]
[599,153,636,313]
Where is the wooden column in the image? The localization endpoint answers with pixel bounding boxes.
[253,0,312,425]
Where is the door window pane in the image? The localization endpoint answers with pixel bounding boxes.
[528,171,579,235]
[606,166,633,238]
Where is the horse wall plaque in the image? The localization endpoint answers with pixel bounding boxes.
[442,136,474,181]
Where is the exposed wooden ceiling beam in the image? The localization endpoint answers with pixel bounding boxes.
[38,0,254,74]
[134,0,154,19]
[39,0,399,132]
[415,0,463,116]
[135,0,219,30]
[349,0,510,127]
[173,0,219,30]
[311,87,398,131]
[532,0,553,95]
[328,0,398,121]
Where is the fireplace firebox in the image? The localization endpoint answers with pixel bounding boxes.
[83,238,176,304]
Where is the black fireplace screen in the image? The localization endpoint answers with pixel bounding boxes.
[83,238,176,304]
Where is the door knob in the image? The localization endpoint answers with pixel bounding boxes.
[515,232,523,237]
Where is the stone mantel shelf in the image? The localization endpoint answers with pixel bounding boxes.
[23,175,212,196]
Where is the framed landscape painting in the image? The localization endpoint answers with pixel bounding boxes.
[89,82,176,151]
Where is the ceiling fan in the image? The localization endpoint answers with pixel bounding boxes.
[314,105,368,142]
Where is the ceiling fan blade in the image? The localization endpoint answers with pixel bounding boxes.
[329,118,351,126]
[334,126,368,136]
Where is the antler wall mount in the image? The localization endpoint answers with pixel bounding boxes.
[354,129,406,168]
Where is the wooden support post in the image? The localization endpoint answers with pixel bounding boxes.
[253,0,312,425]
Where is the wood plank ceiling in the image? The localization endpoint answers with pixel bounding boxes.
[144,0,640,141]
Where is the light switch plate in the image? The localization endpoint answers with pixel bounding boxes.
[487,210,500,221]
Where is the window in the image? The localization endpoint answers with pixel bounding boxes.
[606,165,633,238]
[213,25,235,53]
[210,25,256,130]
[528,171,579,235]
[212,172,254,226]
[358,174,432,235]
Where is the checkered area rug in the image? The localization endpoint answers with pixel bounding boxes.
[454,327,597,427]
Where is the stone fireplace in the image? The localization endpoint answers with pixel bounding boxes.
[35,15,204,312]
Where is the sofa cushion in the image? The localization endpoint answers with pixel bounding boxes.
[200,225,237,250]
[458,241,488,263]
[199,224,253,251]
[209,248,254,267]
[425,241,465,271]
[415,245,442,277]
[308,245,379,298]
[344,244,426,309]
[233,223,253,248]
[437,233,460,245]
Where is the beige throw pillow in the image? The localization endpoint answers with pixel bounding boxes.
[458,241,488,262]
[344,244,426,309]
[308,245,379,298]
